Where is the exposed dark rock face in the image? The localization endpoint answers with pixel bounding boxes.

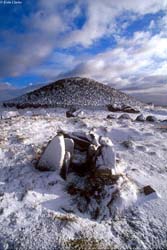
[107,104,140,113]
[143,185,156,195]
[3,77,143,110]
[146,115,158,122]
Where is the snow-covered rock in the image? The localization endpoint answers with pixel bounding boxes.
[37,135,65,171]
[66,109,76,118]
[106,114,117,119]
[95,137,117,175]
[119,113,131,120]
[1,110,19,119]
[121,140,135,149]
[73,109,85,117]
[146,115,158,122]
[136,114,145,122]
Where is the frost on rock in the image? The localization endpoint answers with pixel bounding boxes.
[37,135,65,171]
[136,114,145,122]
[95,137,117,176]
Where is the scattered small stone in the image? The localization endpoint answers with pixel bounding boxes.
[136,114,145,122]
[119,114,131,120]
[106,114,116,119]
[122,140,134,149]
[143,185,156,195]
[66,108,78,118]
[146,116,158,122]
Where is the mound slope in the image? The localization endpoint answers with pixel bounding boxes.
[4,77,143,109]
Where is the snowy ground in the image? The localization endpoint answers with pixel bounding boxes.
[0,106,167,249]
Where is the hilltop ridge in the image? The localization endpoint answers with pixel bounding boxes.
[3,77,143,109]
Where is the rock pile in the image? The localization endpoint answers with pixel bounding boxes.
[36,131,118,182]
[107,104,140,113]
[3,77,143,109]
[36,130,158,219]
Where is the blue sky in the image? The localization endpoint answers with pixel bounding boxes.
[0,0,167,104]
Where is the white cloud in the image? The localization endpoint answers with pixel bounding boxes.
[0,0,167,89]
[63,0,167,47]
[59,29,167,93]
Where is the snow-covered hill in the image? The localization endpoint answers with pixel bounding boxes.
[3,77,143,110]
[0,105,167,249]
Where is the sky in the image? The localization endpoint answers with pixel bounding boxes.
[0,0,167,105]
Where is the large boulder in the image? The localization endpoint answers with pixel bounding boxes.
[37,135,65,171]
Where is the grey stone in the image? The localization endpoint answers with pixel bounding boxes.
[136,114,145,122]
[119,114,131,120]
[146,115,158,122]
[37,135,65,171]
[64,138,74,156]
